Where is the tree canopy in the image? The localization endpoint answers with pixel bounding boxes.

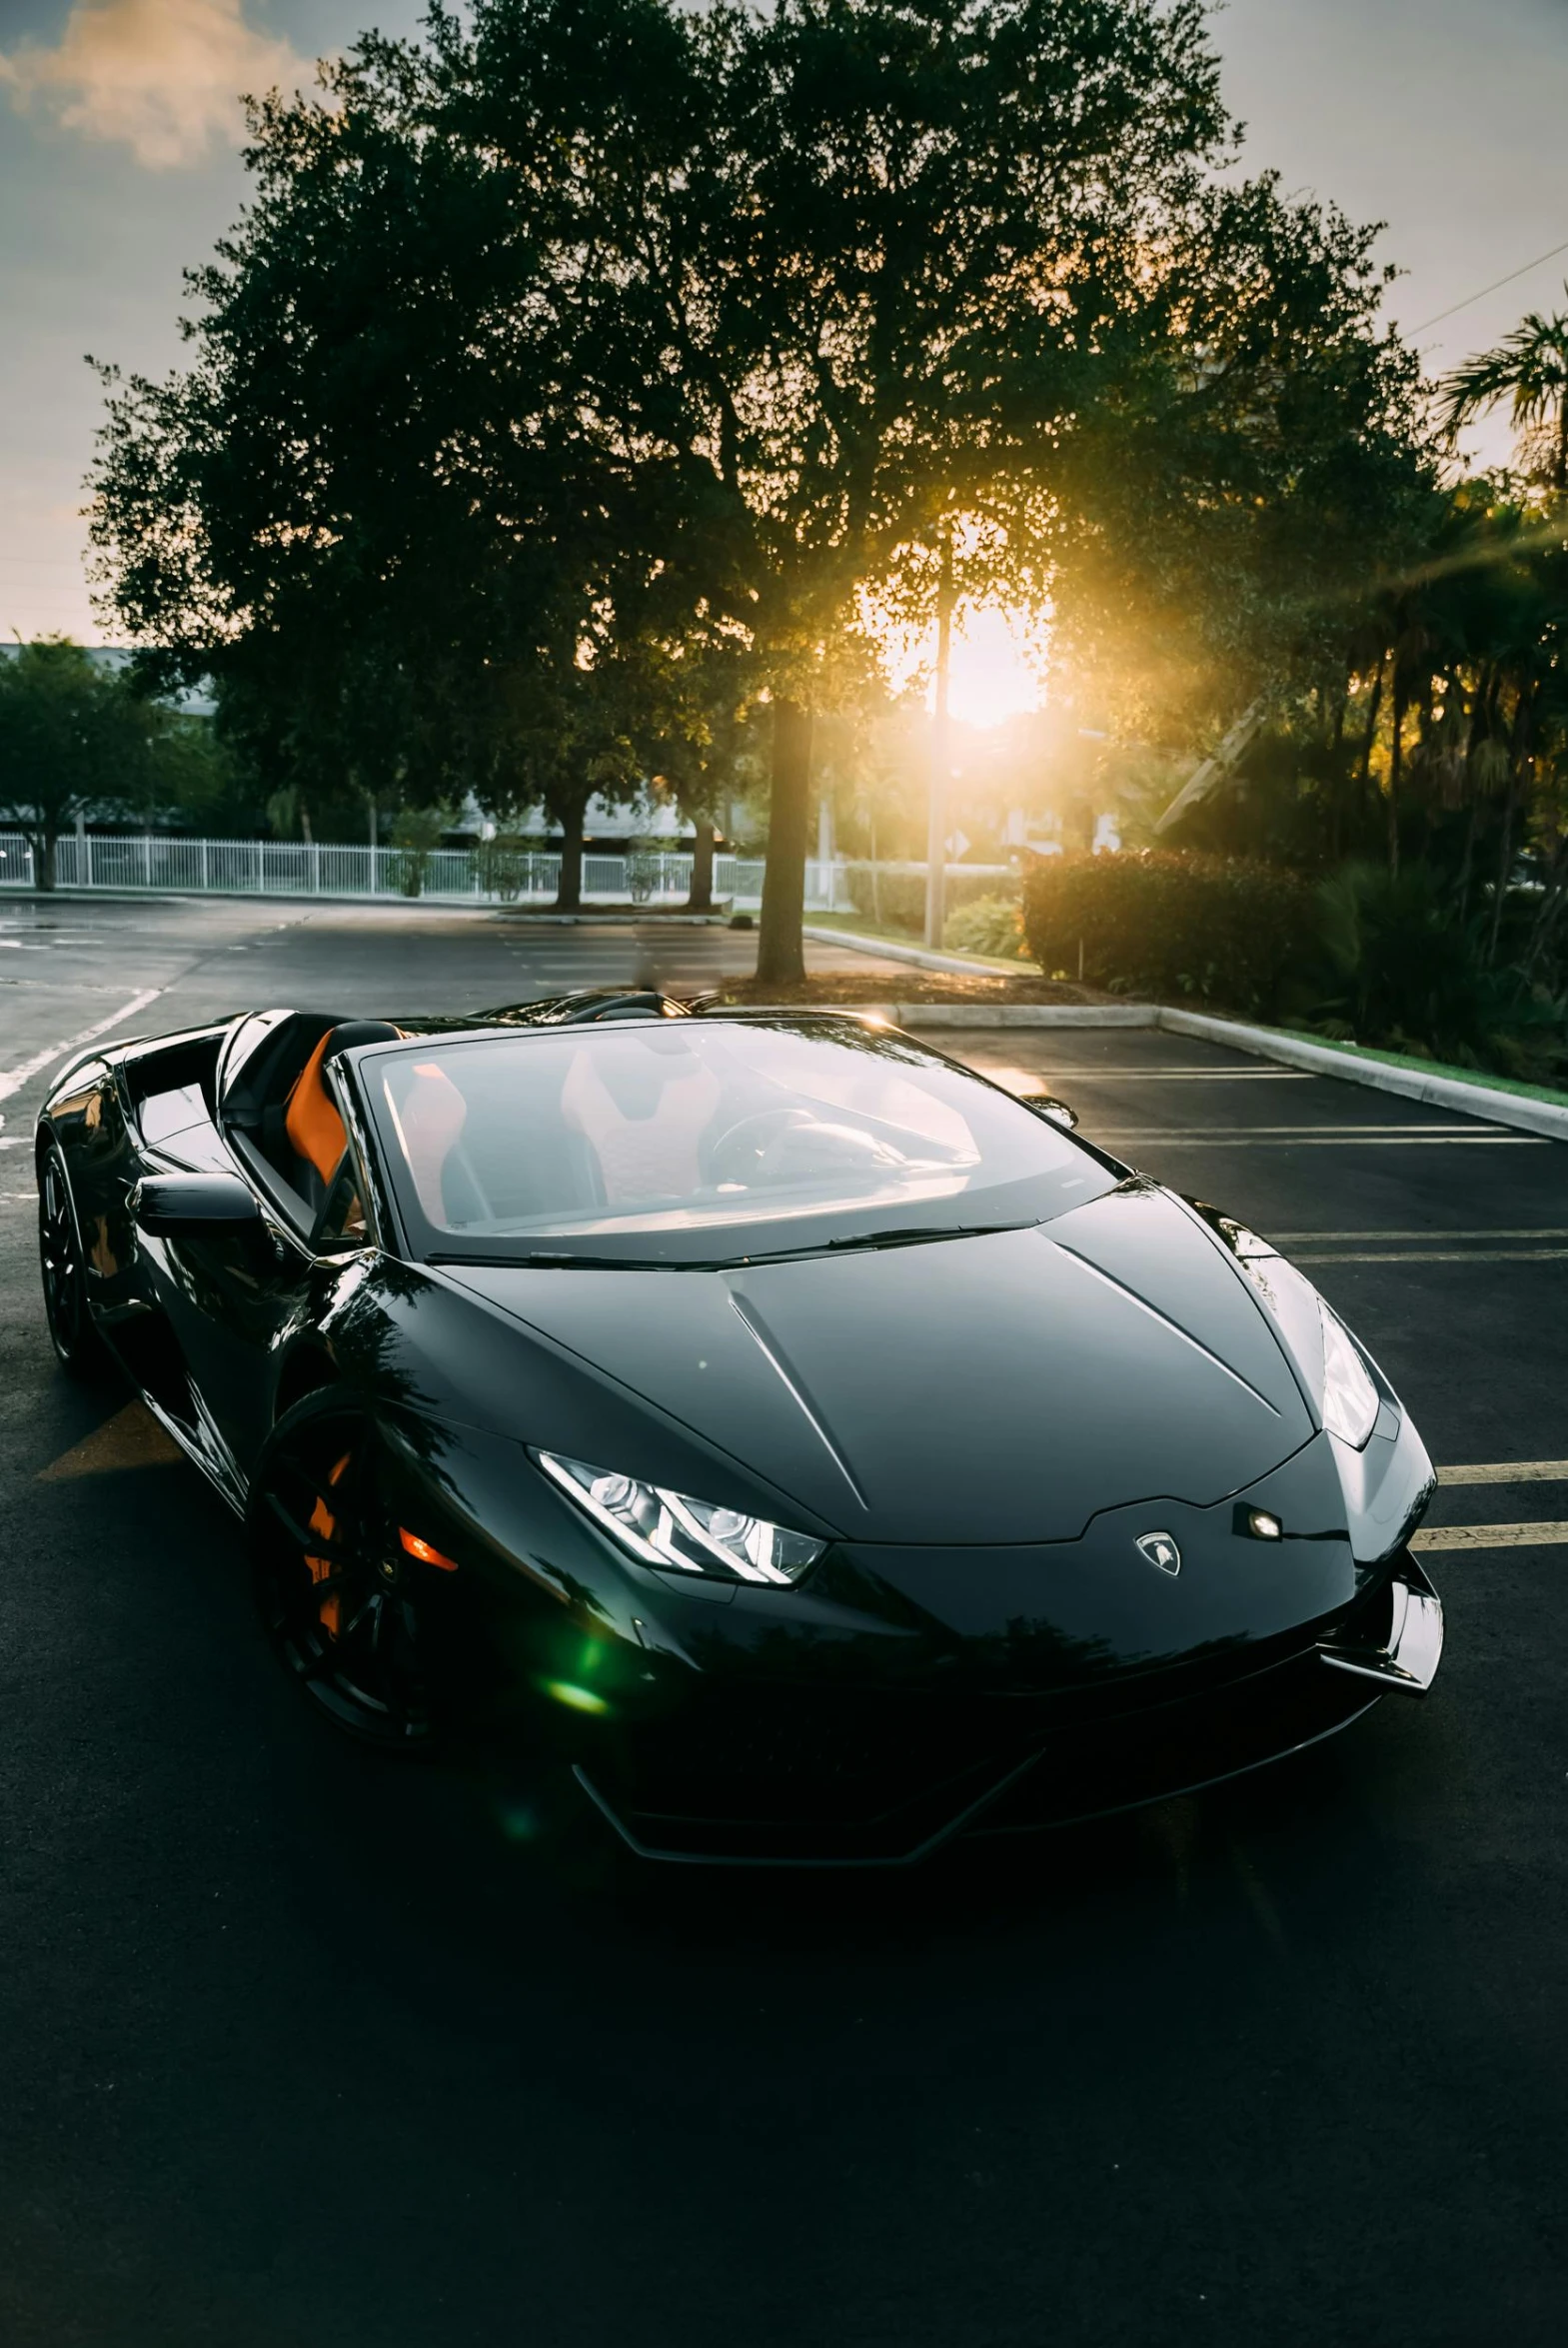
[86,0,1473,978]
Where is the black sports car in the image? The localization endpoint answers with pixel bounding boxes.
[36,991,1442,1864]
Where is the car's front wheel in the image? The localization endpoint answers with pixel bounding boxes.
[37,1138,108,1379]
[251,1394,442,1752]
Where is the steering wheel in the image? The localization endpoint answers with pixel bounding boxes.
[707,1108,813,1188]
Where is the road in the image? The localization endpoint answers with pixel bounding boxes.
[1,898,1564,2347]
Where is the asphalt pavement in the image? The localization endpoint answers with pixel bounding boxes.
[1,897,1564,2347]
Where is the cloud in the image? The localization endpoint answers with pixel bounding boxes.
[0,0,312,169]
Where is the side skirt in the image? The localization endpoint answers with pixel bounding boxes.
[127,1375,249,1520]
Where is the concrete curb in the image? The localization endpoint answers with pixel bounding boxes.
[896,1004,1157,1028]
[807,928,1568,1142]
[1156,1008,1568,1143]
[800,925,1026,979]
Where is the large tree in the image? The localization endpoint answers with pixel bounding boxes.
[88,14,652,864]
[471,0,1238,979]
[87,0,1431,975]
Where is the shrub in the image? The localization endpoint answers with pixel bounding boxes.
[942,894,1029,960]
[843,862,1012,936]
[390,802,452,898]
[1022,850,1316,1015]
[1308,863,1567,1081]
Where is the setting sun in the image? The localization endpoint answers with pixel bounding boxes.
[929,606,1045,729]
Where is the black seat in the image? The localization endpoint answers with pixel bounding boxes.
[219,1011,399,1212]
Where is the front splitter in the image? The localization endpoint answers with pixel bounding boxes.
[573,1568,1441,1866]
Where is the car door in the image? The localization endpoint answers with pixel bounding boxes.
[155,1136,379,1490]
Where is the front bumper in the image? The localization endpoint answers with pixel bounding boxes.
[1318,1557,1443,1692]
[574,1556,1443,1866]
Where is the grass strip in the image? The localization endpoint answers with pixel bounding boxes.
[804,910,1032,974]
[1270,1029,1568,1109]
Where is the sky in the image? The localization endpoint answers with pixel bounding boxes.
[2,0,1567,673]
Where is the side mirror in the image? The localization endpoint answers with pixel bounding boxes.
[1018,1092,1078,1132]
[132,1172,264,1237]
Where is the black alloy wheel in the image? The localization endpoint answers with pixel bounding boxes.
[37,1139,107,1378]
[252,1396,440,1751]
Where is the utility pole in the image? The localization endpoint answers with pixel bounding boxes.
[923,532,955,950]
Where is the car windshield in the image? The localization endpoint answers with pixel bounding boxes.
[359,1016,1115,1266]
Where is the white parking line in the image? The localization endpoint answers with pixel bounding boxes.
[0,978,168,995]
[0,988,162,1107]
[1411,1522,1568,1551]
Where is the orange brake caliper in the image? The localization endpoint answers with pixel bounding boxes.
[306,1451,353,1640]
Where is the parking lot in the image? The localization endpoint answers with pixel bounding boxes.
[1,897,1564,2346]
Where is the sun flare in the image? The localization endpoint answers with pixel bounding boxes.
[930,607,1045,729]
[862,589,1047,728]
[939,607,1043,728]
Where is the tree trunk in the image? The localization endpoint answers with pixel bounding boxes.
[1490,688,1536,963]
[757,699,812,987]
[1356,655,1384,838]
[1488,782,1518,964]
[1329,675,1349,863]
[686,819,715,914]
[33,827,57,893]
[1386,666,1406,877]
[1458,666,1488,924]
[923,536,955,950]
[1457,801,1480,928]
[553,790,589,912]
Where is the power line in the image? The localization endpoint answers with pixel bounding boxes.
[1411,237,1568,335]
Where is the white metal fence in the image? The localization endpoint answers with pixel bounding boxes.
[0,833,1018,916]
[0,831,804,909]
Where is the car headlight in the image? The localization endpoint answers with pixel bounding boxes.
[1221,1223,1380,1450]
[1317,1302,1379,1447]
[535,1450,826,1585]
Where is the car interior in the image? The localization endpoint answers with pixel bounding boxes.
[370,1026,985,1239]
[215,1010,403,1224]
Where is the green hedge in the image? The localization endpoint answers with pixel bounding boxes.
[1022,851,1316,1016]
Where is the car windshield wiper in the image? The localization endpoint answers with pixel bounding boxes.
[427,1221,1034,1274]
[812,1220,1031,1257]
[428,1248,677,1270]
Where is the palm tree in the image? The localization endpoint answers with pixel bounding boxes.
[1440,294,1568,491]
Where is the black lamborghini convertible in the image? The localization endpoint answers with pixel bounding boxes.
[36,990,1442,1864]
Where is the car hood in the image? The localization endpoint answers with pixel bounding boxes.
[439,1185,1315,1544]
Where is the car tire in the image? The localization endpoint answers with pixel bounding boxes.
[250,1391,444,1753]
[37,1137,111,1380]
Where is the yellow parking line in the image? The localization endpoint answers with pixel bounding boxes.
[1411,1521,1568,1551]
[37,1401,183,1480]
[1273,1229,1568,1241]
[1439,1461,1568,1484]
[1105,1124,1509,1135]
[1290,1248,1568,1264]
[1096,1135,1544,1148]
